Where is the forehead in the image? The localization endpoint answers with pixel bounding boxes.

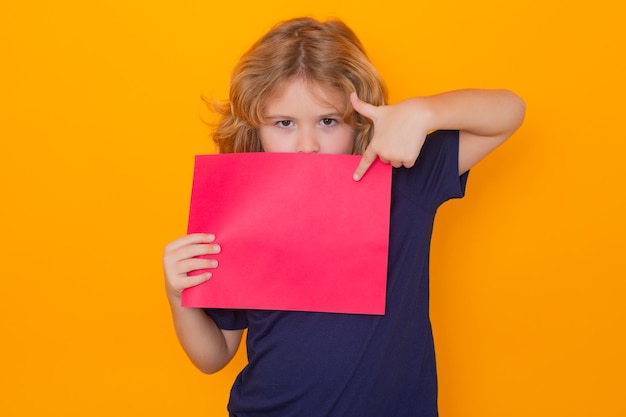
[265,78,347,113]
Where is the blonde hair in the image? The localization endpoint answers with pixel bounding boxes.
[210,17,387,154]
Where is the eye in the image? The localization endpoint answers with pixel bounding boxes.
[276,120,294,128]
[320,118,337,127]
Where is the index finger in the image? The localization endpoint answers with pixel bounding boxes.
[165,233,216,253]
[353,146,378,181]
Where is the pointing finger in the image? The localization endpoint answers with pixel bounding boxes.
[350,92,378,120]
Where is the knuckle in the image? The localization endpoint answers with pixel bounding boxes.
[162,252,175,266]
[164,241,176,254]
[377,149,394,161]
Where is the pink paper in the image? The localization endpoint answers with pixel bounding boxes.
[182,152,391,315]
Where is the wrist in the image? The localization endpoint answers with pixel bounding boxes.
[165,284,183,304]
[410,96,438,132]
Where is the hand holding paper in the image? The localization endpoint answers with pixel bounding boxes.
[183,152,392,315]
[163,233,220,300]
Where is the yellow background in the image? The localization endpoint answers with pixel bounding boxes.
[1,0,624,416]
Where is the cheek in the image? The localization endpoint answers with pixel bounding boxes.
[259,128,285,152]
[329,127,357,154]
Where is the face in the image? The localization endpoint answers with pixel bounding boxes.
[259,78,356,154]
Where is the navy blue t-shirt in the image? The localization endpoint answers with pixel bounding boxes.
[205,130,468,417]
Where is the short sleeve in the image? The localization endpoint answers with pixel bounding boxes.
[392,130,468,212]
[203,308,248,330]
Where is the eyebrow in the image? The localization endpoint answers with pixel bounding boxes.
[263,113,344,120]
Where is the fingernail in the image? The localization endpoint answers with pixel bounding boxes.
[206,272,213,279]
[210,260,218,268]
[207,234,215,241]
[212,244,221,253]
[353,173,360,181]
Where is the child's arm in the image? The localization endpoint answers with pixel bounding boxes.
[163,233,243,374]
[351,89,526,179]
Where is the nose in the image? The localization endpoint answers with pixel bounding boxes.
[296,129,320,153]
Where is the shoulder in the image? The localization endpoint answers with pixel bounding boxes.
[392,130,467,210]
[421,129,460,155]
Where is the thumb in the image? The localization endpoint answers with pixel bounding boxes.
[353,145,378,181]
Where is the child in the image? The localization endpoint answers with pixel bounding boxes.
[163,17,525,417]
